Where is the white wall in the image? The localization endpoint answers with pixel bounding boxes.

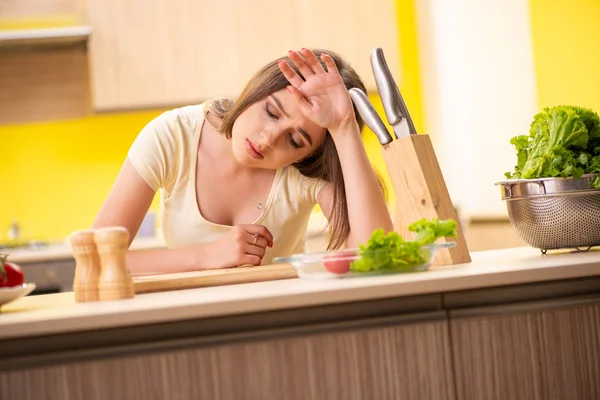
[415,0,539,219]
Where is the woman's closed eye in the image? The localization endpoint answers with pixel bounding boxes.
[265,102,303,149]
[265,103,278,120]
[288,133,301,149]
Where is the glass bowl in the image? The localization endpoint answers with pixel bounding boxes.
[274,242,456,280]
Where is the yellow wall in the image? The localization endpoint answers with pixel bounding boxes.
[0,111,165,242]
[0,0,424,242]
[528,0,600,112]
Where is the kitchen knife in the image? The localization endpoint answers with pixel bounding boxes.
[349,87,393,145]
[370,47,417,138]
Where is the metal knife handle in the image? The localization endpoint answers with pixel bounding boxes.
[370,47,417,135]
[349,88,393,145]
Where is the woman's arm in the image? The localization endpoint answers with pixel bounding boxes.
[92,159,198,274]
[318,122,393,248]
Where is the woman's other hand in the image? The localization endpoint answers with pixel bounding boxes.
[278,49,357,133]
[193,224,274,269]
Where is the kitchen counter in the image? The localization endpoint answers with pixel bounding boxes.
[1,246,599,339]
[2,246,600,400]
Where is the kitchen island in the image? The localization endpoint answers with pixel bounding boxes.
[1,246,599,400]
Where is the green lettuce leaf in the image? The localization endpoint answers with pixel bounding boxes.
[349,218,457,273]
[408,218,458,246]
[504,135,530,179]
[505,105,600,187]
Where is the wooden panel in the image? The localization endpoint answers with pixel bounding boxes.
[0,45,90,124]
[85,0,400,111]
[0,321,455,400]
[450,303,600,400]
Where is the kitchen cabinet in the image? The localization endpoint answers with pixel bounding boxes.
[449,298,600,400]
[1,318,455,400]
[2,248,600,399]
[0,45,90,125]
[0,0,92,124]
[84,0,400,111]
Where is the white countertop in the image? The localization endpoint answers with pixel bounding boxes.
[1,246,599,340]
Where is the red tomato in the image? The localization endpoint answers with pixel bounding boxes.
[0,254,25,288]
[323,254,351,274]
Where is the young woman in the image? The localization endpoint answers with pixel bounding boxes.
[93,48,393,274]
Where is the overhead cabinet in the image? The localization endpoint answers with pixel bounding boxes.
[84,0,401,111]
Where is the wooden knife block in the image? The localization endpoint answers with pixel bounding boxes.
[382,134,471,266]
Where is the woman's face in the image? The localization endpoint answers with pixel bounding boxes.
[231,89,327,169]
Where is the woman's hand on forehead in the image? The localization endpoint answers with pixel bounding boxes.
[278,49,357,134]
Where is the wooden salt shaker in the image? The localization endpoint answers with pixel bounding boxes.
[95,226,135,301]
[68,229,102,302]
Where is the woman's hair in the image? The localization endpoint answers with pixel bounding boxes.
[205,49,387,250]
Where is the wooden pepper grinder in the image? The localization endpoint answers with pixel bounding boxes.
[69,229,102,302]
[95,226,135,301]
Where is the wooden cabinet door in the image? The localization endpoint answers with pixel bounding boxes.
[1,318,455,400]
[449,299,600,400]
[84,0,400,111]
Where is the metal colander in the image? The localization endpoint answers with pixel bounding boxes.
[495,174,600,252]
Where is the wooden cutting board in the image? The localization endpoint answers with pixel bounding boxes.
[132,263,297,294]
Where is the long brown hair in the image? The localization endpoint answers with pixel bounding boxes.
[206,49,386,250]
